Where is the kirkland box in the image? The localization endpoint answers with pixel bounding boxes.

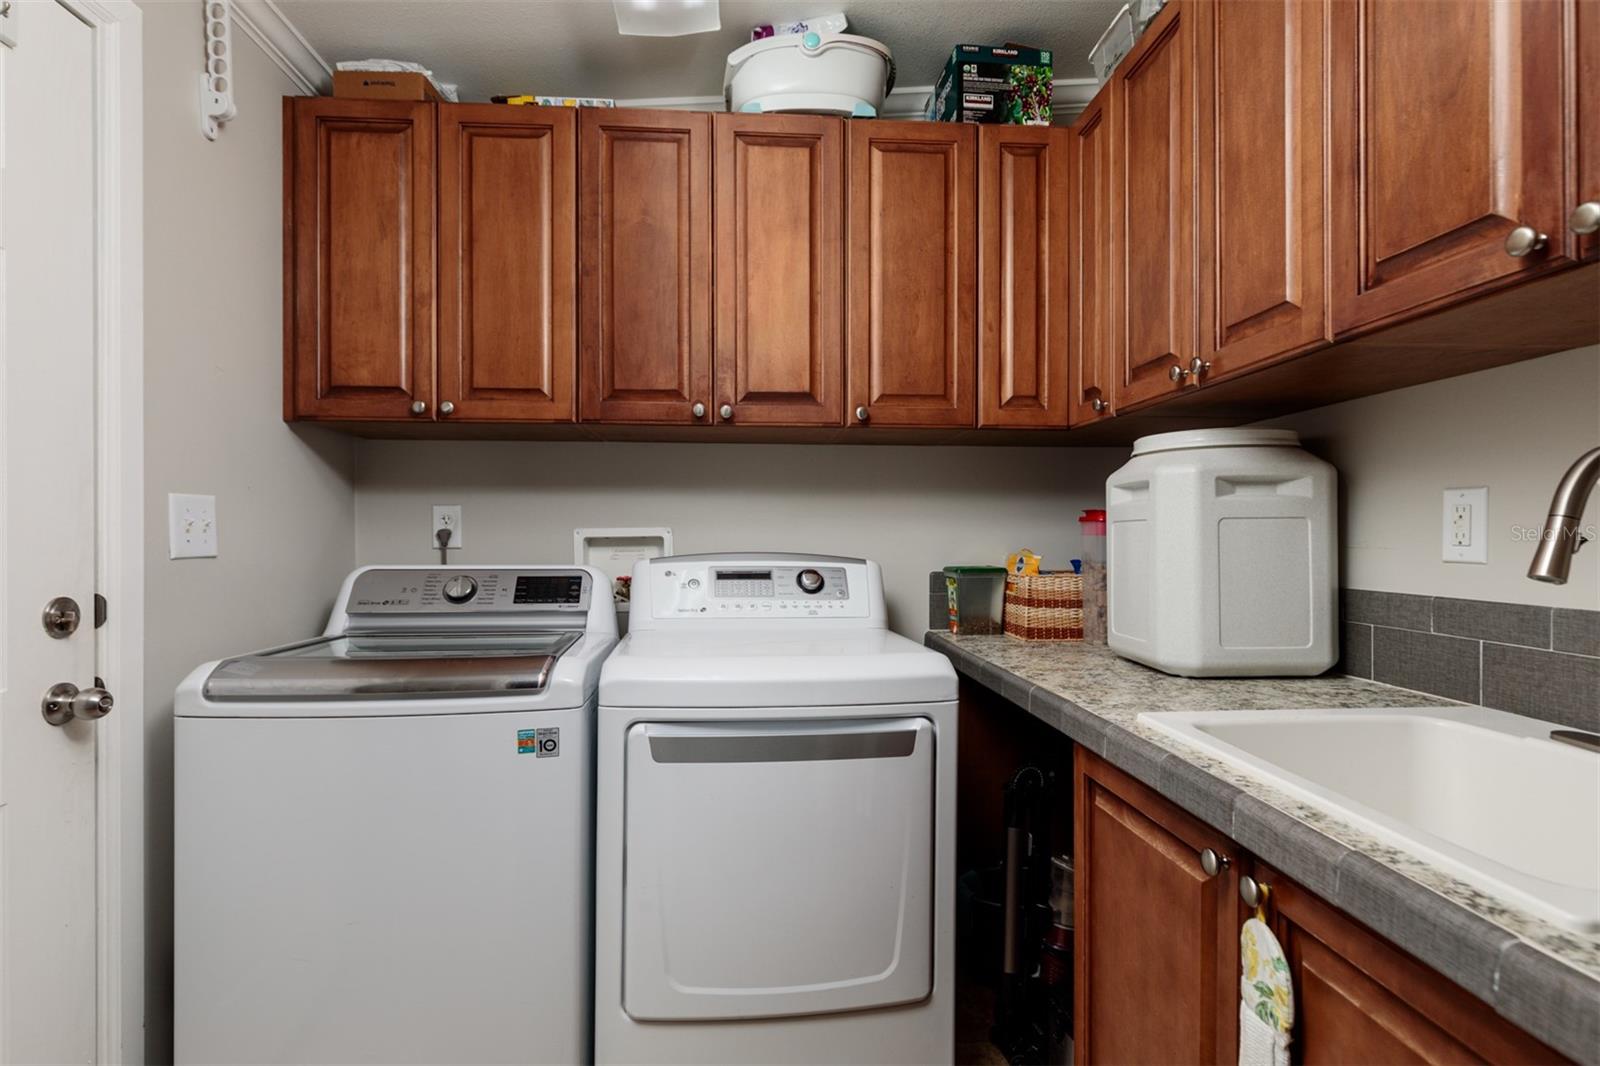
[928,44,1053,125]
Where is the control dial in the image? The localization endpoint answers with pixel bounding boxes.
[796,569,825,595]
[442,574,479,604]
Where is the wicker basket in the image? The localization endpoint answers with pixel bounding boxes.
[1004,572,1084,642]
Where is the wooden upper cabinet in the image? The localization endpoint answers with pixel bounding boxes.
[1261,866,1566,1065]
[713,114,844,426]
[1068,90,1116,426]
[1075,748,1239,1065]
[1110,0,1200,413]
[1575,0,1600,262]
[977,126,1069,428]
[579,108,712,423]
[438,105,576,422]
[1329,0,1572,334]
[847,121,976,428]
[285,97,434,421]
[1196,0,1329,383]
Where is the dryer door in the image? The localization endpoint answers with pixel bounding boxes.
[623,716,935,1020]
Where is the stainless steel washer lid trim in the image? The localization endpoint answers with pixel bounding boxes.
[202,631,581,702]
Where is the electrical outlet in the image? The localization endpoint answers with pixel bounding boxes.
[1442,487,1487,564]
[169,493,218,559]
[432,505,464,550]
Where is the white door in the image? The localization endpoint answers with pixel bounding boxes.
[623,716,935,1021]
[0,2,103,1061]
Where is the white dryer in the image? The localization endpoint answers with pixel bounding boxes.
[174,566,616,1065]
[595,554,958,1064]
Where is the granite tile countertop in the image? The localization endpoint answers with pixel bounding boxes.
[926,632,1600,1064]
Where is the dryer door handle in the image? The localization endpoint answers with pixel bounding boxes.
[643,718,925,764]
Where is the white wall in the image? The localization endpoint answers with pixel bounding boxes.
[352,442,1128,633]
[1264,344,1600,609]
[140,3,357,1060]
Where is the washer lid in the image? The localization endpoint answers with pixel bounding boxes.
[599,629,956,708]
[202,630,581,702]
[1131,427,1302,456]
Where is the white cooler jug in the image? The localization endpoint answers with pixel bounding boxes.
[1106,428,1337,677]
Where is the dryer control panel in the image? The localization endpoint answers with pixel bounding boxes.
[641,555,875,622]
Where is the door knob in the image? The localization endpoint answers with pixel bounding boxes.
[410,400,427,416]
[41,683,114,727]
[1570,201,1600,236]
[719,404,734,421]
[1199,848,1230,877]
[438,401,455,416]
[1504,225,1548,258]
[855,405,869,423]
[1090,397,1107,413]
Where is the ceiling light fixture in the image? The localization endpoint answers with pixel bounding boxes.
[613,0,721,37]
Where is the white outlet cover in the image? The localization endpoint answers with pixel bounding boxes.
[1442,487,1488,564]
[432,504,464,549]
[169,493,218,559]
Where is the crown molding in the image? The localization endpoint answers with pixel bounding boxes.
[231,0,330,96]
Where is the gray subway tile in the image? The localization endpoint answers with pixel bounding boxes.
[1553,608,1600,658]
[1056,698,1113,755]
[1372,626,1482,704]
[1025,686,1067,734]
[1343,589,1432,631]
[928,570,945,594]
[1432,596,1551,649]
[1230,795,1347,903]
[1101,726,1169,791]
[999,669,1035,710]
[1156,754,1241,835]
[1340,622,1373,679]
[1334,852,1515,1006]
[1492,941,1600,1065]
[1481,643,1600,733]
[928,594,946,632]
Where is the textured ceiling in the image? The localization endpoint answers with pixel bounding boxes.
[276,0,1124,104]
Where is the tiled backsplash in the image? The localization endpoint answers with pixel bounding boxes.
[1341,591,1598,733]
[929,573,1598,732]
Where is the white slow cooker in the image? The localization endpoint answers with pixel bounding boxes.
[723,31,895,117]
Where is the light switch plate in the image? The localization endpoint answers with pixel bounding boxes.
[1442,487,1487,564]
[169,493,218,559]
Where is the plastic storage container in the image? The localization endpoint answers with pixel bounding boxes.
[944,566,1006,635]
[1078,509,1107,644]
[723,32,895,116]
[1088,5,1134,84]
[1106,428,1337,676]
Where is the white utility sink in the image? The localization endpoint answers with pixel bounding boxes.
[1136,707,1600,934]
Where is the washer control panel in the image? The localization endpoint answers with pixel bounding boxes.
[347,569,591,614]
[652,562,863,619]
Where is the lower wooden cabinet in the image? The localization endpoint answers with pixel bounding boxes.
[1074,748,1565,1065]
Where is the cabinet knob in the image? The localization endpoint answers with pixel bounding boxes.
[1090,397,1107,414]
[691,402,706,419]
[410,400,427,416]
[719,404,734,421]
[1504,225,1548,258]
[855,405,870,423]
[1189,356,1211,381]
[1199,848,1230,877]
[438,401,455,416]
[1570,201,1600,236]
[1240,874,1267,909]
[1168,364,1189,384]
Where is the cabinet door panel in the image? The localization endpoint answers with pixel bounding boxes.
[978,126,1069,428]
[1074,749,1238,1066]
[1111,2,1199,412]
[1330,0,1571,332]
[287,98,434,420]
[438,105,575,421]
[714,115,843,426]
[1069,91,1115,426]
[847,122,976,428]
[579,109,712,423]
[1576,0,1600,263]
[1198,0,1329,381]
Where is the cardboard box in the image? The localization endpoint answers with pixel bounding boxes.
[927,44,1053,125]
[333,70,443,103]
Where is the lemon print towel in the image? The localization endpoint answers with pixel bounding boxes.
[1239,916,1293,1066]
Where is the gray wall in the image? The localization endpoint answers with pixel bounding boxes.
[140,3,356,1060]
[352,442,1129,633]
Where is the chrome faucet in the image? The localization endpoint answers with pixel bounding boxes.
[1528,447,1600,584]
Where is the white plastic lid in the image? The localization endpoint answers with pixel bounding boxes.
[724,31,892,84]
[1131,427,1302,456]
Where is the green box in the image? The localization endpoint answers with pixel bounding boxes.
[927,44,1053,125]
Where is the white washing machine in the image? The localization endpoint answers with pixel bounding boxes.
[595,554,958,1064]
[174,566,617,1065]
